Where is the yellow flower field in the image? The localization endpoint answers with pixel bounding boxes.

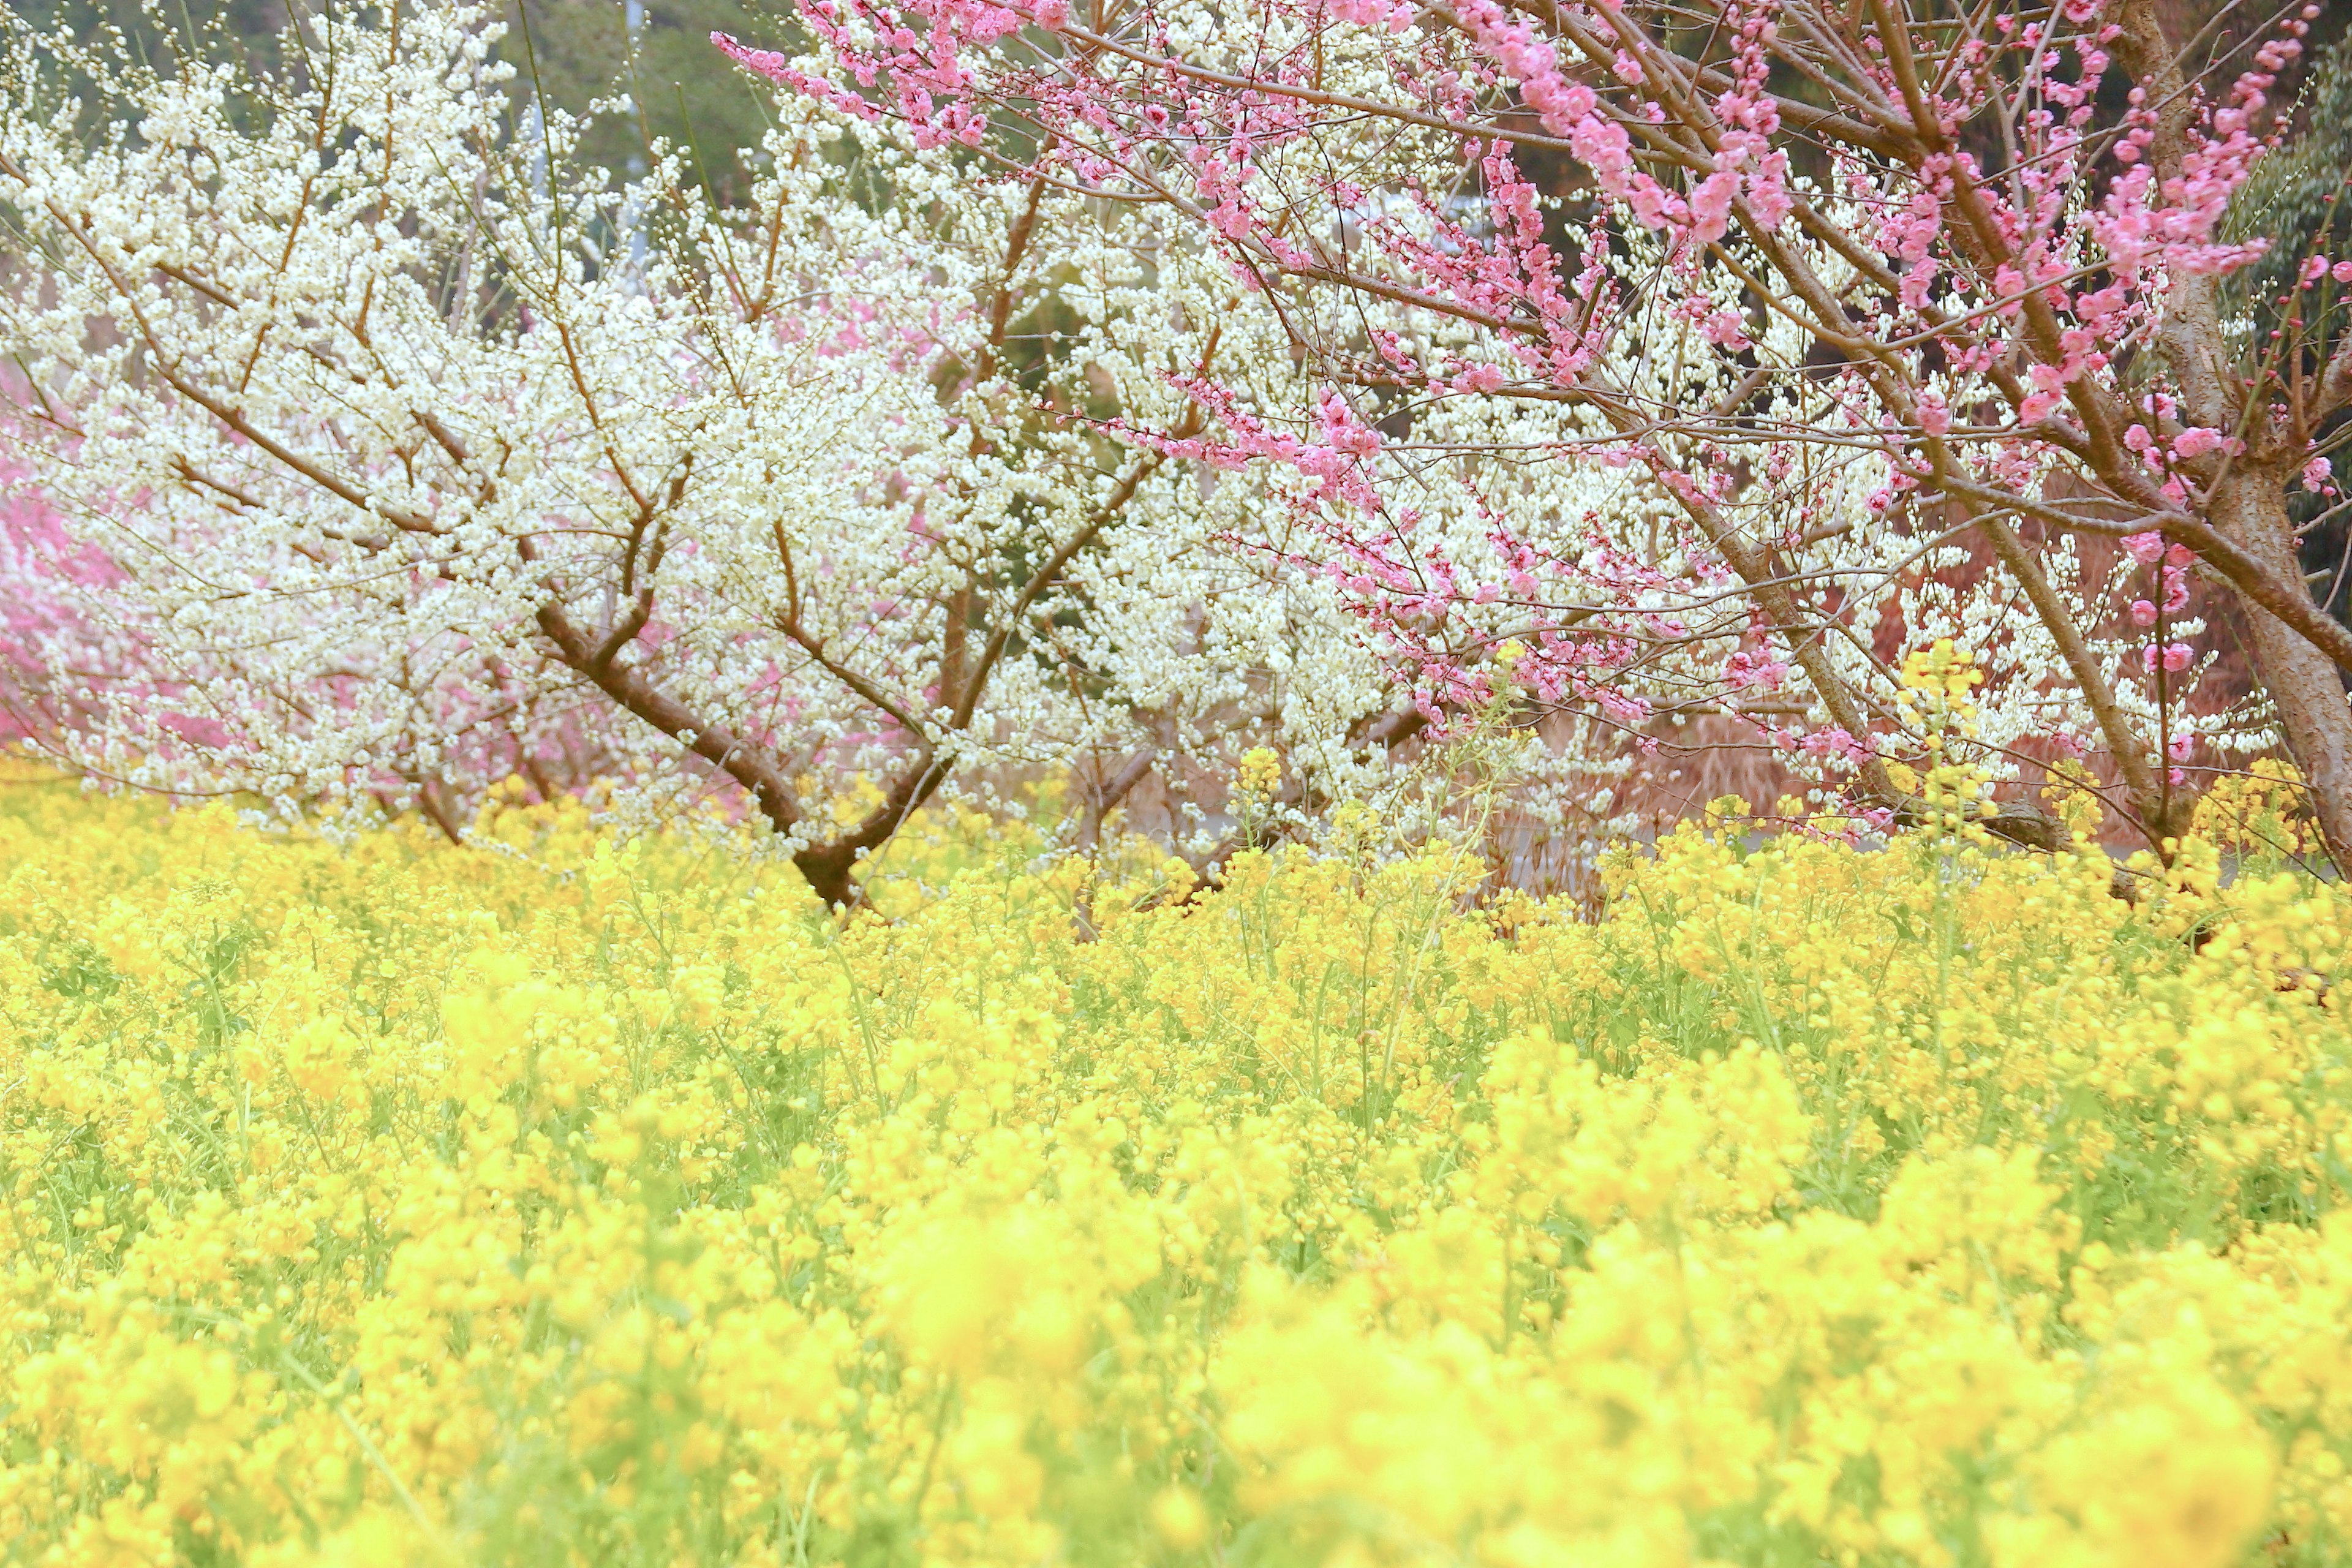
[2,771,2350,1568]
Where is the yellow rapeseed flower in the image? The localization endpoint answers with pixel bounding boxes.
[0,765,2346,1566]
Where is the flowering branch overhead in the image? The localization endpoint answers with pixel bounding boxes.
[741,0,2352,864]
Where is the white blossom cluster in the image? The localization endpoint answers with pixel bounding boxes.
[0,4,1430,888]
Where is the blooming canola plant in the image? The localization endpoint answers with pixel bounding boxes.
[0,747,2349,1566]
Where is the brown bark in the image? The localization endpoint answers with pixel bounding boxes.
[793,840,870,912]
[2113,0,2352,875]
[2212,475,2352,871]
[791,747,948,911]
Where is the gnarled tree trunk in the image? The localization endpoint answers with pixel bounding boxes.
[2214,473,2352,872]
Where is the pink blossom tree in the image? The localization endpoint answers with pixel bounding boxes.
[748,0,2352,867]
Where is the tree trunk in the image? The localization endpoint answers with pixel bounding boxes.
[793,840,867,911]
[2215,473,2352,875]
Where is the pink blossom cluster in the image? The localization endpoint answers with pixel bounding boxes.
[722,0,2352,842]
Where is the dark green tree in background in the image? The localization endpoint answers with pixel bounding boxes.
[503,0,783,205]
[21,1,782,205]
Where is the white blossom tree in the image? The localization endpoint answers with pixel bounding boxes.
[0,1,1420,903]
